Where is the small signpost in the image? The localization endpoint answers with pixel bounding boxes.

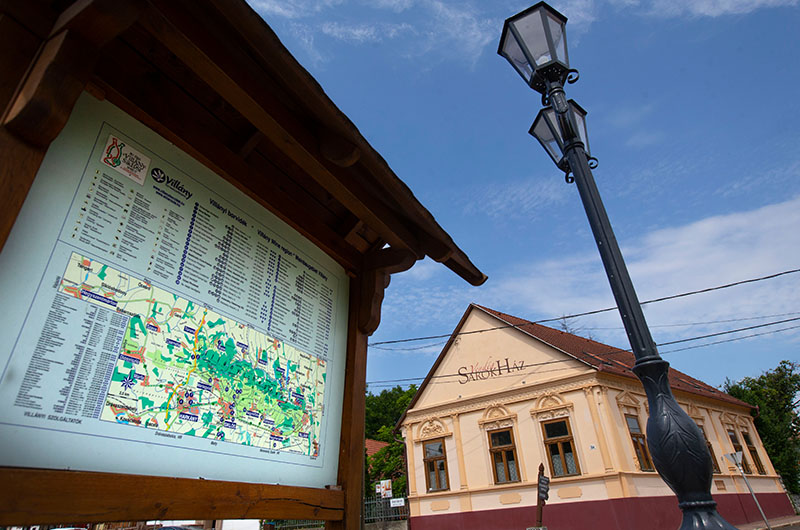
[530,462,550,530]
[725,452,772,530]
[389,498,405,508]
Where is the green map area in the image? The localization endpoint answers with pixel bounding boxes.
[58,252,326,457]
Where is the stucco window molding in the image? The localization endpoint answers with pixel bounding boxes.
[478,405,518,431]
[720,412,750,429]
[415,418,453,443]
[615,390,643,417]
[529,393,574,421]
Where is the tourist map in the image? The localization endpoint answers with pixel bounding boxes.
[59,252,325,456]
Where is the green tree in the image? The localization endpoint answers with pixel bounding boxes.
[367,425,409,496]
[364,385,417,497]
[724,360,800,493]
[365,385,417,440]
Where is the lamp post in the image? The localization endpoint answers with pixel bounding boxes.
[498,4,739,530]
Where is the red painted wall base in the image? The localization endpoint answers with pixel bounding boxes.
[410,492,794,530]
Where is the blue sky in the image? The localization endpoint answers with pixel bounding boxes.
[248,0,800,391]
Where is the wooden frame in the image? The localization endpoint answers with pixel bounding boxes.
[541,418,581,477]
[0,0,484,527]
[740,430,766,475]
[625,414,655,472]
[488,427,520,484]
[698,424,721,474]
[726,427,751,474]
[422,438,450,492]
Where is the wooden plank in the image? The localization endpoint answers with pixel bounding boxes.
[0,127,47,252]
[50,0,143,47]
[138,2,423,258]
[0,468,344,525]
[327,280,369,530]
[0,14,41,118]
[4,1,141,147]
[0,0,58,39]
[3,30,95,147]
[93,38,363,270]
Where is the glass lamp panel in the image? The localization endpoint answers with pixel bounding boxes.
[545,11,568,66]
[510,8,552,67]
[530,109,563,166]
[569,101,590,156]
[500,29,534,83]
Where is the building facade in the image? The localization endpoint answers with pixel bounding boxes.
[398,305,794,530]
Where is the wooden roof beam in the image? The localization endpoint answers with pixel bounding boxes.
[138,2,425,259]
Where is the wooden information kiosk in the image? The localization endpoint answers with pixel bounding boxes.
[0,1,485,528]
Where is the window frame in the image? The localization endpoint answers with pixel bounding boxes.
[698,425,720,474]
[488,427,520,485]
[541,418,581,478]
[625,414,655,472]
[727,428,751,474]
[741,430,766,475]
[422,437,450,492]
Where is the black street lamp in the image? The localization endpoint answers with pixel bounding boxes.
[499,4,739,530]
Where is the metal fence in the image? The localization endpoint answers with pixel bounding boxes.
[269,520,323,530]
[269,496,408,529]
[364,496,409,523]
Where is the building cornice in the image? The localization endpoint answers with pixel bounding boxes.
[402,373,598,426]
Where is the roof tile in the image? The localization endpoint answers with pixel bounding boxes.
[475,304,752,409]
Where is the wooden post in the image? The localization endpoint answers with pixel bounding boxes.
[536,462,546,528]
[327,279,369,530]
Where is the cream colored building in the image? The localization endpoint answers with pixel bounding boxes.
[398,304,794,530]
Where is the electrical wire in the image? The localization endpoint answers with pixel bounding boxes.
[367,267,800,347]
[365,317,800,387]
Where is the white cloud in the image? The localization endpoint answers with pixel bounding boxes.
[625,130,664,148]
[287,23,327,65]
[378,195,800,355]
[490,195,800,345]
[367,0,416,12]
[412,1,498,66]
[249,0,345,19]
[463,176,569,221]
[320,21,413,42]
[551,0,599,32]
[397,257,442,282]
[646,0,798,17]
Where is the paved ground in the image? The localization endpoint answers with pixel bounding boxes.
[738,514,800,530]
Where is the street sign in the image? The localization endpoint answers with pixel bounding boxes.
[390,498,405,508]
[538,475,550,500]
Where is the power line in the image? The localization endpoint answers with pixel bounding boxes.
[582,310,800,330]
[365,317,800,387]
[368,267,800,347]
[656,316,800,347]
[370,310,800,351]
[660,324,800,354]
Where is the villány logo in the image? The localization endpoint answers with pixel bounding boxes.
[150,167,193,200]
